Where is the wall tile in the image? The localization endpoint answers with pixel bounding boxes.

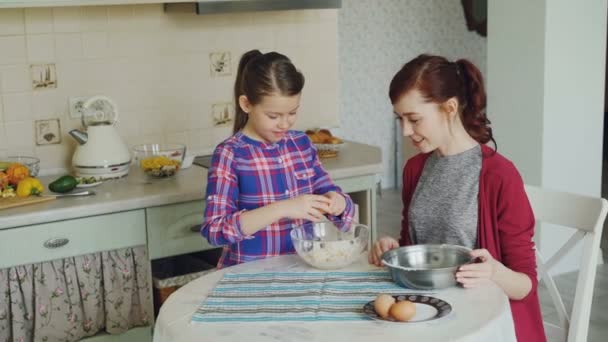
[2,93,32,122]
[55,33,83,61]
[53,7,81,33]
[4,120,35,148]
[132,4,163,30]
[0,65,31,93]
[36,143,71,170]
[26,34,55,63]
[82,32,108,58]
[0,36,27,65]
[166,131,188,146]
[0,123,6,157]
[80,6,107,32]
[24,8,53,34]
[0,95,3,122]
[31,91,65,119]
[0,9,25,36]
[188,128,214,151]
[107,6,134,31]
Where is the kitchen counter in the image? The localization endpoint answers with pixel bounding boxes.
[0,141,382,230]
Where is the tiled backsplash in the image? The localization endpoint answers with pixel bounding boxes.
[0,5,339,173]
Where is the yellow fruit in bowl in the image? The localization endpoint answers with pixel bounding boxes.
[140,155,181,177]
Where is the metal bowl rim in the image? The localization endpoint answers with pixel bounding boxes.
[381,244,473,271]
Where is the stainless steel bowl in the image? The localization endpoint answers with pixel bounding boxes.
[381,244,473,290]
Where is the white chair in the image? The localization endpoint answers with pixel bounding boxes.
[525,185,608,342]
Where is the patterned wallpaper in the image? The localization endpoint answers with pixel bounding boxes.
[335,0,487,188]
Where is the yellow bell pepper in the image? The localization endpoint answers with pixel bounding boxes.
[16,177,44,197]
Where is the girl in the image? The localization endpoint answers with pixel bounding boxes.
[202,50,355,269]
[368,54,546,341]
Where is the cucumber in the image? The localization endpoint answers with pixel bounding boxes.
[49,175,78,193]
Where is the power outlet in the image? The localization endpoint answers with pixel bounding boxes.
[68,96,87,119]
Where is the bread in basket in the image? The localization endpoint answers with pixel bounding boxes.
[305,129,345,158]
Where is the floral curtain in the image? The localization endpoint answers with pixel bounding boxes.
[0,246,152,342]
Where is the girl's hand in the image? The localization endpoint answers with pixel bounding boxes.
[322,191,347,216]
[281,194,331,222]
[368,237,400,267]
[456,249,500,288]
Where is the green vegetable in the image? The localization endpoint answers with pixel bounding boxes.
[0,161,10,171]
[48,175,78,193]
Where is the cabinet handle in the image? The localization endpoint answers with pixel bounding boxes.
[43,237,70,249]
[190,224,201,233]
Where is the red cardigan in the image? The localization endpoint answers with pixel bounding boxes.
[401,145,546,342]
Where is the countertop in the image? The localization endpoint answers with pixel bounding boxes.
[0,141,381,230]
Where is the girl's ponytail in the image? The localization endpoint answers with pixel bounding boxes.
[233,50,263,133]
[455,59,494,147]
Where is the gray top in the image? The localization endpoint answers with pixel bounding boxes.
[409,144,482,249]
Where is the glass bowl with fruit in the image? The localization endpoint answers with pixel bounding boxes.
[0,156,40,177]
[132,143,186,178]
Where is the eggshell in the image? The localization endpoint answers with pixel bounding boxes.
[374,294,396,319]
[389,300,416,322]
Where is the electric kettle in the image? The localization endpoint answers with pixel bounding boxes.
[69,96,131,179]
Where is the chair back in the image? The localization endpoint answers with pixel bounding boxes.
[525,185,608,342]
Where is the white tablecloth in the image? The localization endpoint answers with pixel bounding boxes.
[153,254,517,342]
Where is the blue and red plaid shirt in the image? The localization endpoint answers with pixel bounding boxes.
[201,130,355,269]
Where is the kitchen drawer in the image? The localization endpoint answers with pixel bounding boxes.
[0,210,146,269]
[146,200,214,260]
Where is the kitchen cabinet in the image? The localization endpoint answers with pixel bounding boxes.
[0,210,152,342]
[0,210,146,269]
[146,200,213,260]
[0,0,193,9]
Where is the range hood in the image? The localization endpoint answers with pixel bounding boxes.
[164,0,341,15]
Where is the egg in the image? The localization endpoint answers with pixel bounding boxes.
[389,300,417,322]
[374,294,396,319]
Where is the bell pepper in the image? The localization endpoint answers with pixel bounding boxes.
[16,177,44,197]
[6,163,30,186]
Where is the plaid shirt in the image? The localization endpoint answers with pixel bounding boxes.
[202,131,355,269]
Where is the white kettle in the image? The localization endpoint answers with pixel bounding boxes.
[69,96,131,179]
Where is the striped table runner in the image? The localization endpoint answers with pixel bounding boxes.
[191,271,407,323]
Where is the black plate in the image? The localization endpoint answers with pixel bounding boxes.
[363,294,452,323]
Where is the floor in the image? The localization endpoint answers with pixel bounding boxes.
[376,188,608,341]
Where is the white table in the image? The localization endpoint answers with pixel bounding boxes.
[153,255,517,342]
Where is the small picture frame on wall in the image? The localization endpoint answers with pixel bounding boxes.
[212,103,234,127]
[31,64,57,90]
[35,119,62,145]
[209,52,232,77]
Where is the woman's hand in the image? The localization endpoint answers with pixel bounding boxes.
[456,249,500,288]
[281,194,332,222]
[368,237,400,267]
[322,191,346,216]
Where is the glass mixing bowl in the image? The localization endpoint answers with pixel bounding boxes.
[3,156,40,177]
[132,143,186,178]
[290,220,369,270]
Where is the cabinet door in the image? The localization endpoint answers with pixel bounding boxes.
[0,210,146,269]
[146,200,215,260]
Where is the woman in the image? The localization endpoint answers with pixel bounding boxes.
[369,54,546,342]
